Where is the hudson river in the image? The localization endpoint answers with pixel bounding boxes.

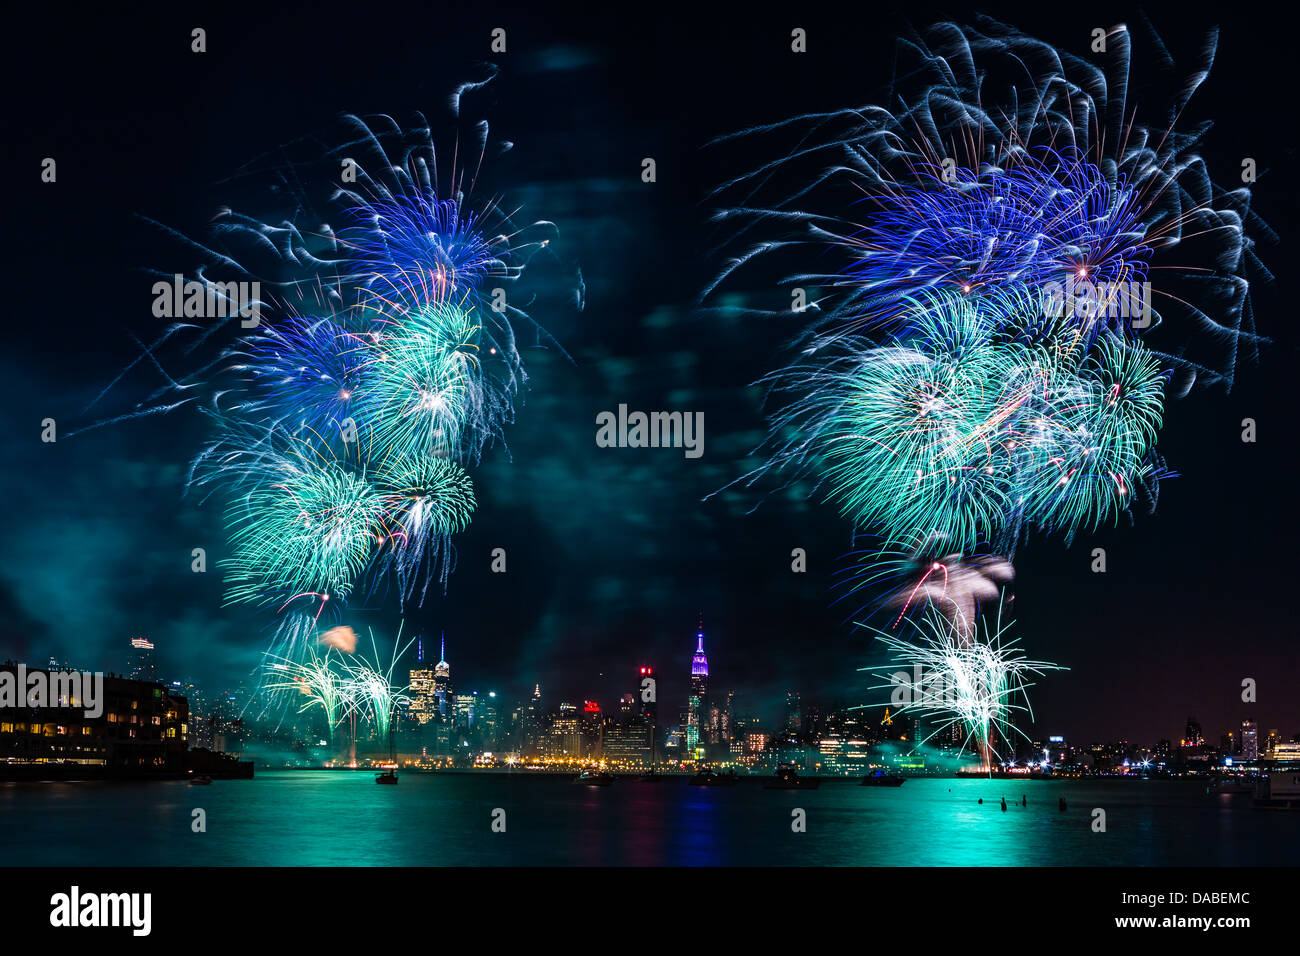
[3,772,1296,865]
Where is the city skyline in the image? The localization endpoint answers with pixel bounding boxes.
[20,623,1296,765]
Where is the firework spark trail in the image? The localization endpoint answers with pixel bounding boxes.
[707,16,1270,391]
[219,434,387,609]
[338,627,414,741]
[261,645,358,741]
[371,456,476,601]
[860,601,1064,768]
[761,288,1169,557]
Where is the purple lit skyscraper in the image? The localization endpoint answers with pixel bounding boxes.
[686,620,709,752]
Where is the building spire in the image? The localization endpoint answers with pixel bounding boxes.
[439,633,446,665]
[691,619,709,677]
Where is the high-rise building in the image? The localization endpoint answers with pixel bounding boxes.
[433,636,452,718]
[603,714,652,767]
[582,701,604,755]
[521,684,543,757]
[127,638,157,682]
[548,703,583,757]
[784,692,802,734]
[480,692,500,748]
[686,623,709,752]
[1242,719,1259,761]
[408,637,439,725]
[638,666,657,725]
[454,693,478,729]
[1182,717,1204,748]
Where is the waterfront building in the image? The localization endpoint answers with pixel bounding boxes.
[0,665,187,771]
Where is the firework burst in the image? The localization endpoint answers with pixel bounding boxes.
[862,601,1063,768]
[707,16,1269,391]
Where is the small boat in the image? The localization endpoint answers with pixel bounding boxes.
[375,713,399,784]
[763,766,819,790]
[575,769,614,786]
[688,768,741,787]
[860,770,905,787]
[189,774,212,786]
[638,768,664,782]
[1254,773,1300,809]
[1208,776,1254,794]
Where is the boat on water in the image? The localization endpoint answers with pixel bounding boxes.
[375,709,399,784]
[638,768,664,782]
[1208,775,1255,794]
[189,774,212,786]
[860,770,905,787]
[576,769,614,786]
[688,768,741,787]
[763,766,819,790]
[1254,771,1300,809]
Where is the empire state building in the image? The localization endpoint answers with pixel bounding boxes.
[686,625,709,751]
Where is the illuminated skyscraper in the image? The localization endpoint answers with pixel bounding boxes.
[128,637,157,682]
[1242,719,1258,761]
[481,692,500,748]
[638,666,657,724]
[408,636,438,725]
[686,623,709,752]
[784,691,802,734]
[549,702,583,757]
[455,693,477,728]
[433,635,452,718]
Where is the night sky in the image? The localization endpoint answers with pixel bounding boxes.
[5,1,1296,746]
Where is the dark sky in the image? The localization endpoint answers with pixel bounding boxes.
[4,1,1296,745]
